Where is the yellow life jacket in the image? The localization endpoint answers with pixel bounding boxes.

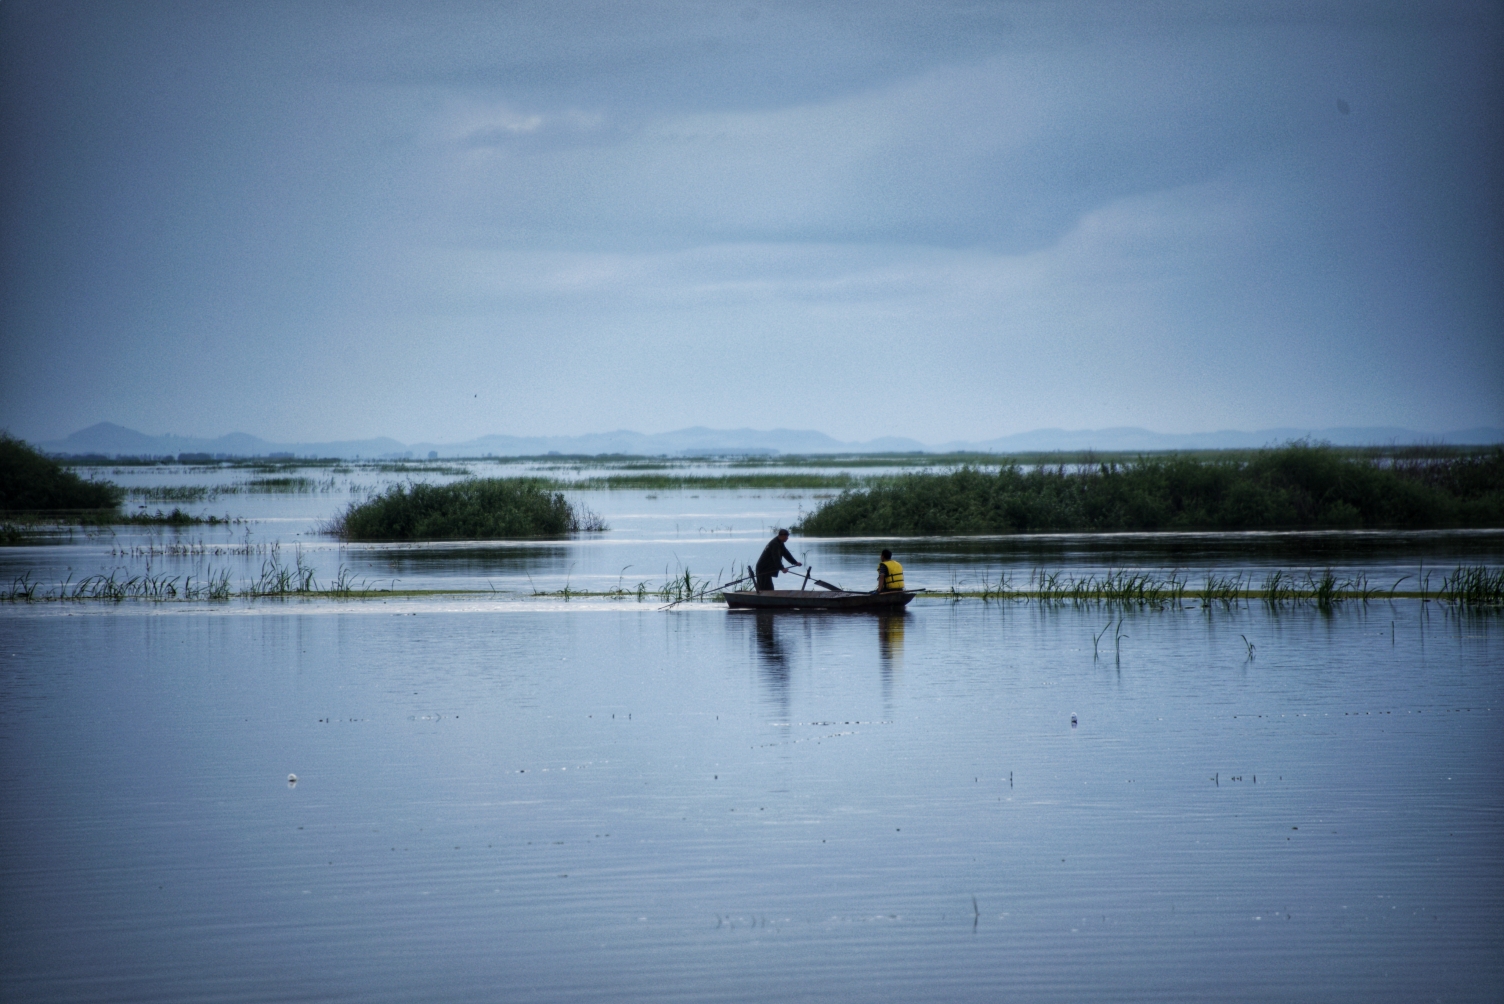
[879,559,905,591]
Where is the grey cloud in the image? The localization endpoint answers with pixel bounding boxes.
[1,1,1498,443]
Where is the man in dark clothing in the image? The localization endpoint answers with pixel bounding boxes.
[755,529,801,591]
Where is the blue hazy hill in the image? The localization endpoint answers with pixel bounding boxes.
[36,422,1503,459]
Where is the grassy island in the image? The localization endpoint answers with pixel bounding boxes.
[797,443,1504,536]
[329,478,606,540]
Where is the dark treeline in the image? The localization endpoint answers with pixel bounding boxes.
[1,434,123,512]
[797,443,1504,536]
[329,478,605,540]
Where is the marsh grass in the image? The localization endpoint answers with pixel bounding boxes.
[1310,569,1339,609]
[4,546,365,603]
[1,508,231,540]
[327,478,606,540]
[110,532,271,558]
[241,476,323,492]
[1261,570,1296,605]
[797,443,1504,535]
[129,485,217,502]
[935,564,1503,608]
[530,565,724,605]
[1439,565,1504,605]
[532,565,718,605]
[371,463,473,475]
[118,508,227,526]
[8,560,1499,606]
[564,473,866,491]
[130,479,333,503]
[657,568,714,604]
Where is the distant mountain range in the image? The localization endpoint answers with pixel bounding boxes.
[34,421,1504,459]
[935,426,1504,453]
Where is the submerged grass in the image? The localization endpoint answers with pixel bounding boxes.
[326,478,606,541]
[798,443,1504,535]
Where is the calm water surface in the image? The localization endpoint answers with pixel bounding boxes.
[2,598,1500,1002]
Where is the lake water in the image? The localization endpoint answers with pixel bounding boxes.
[2,466,1502,1001]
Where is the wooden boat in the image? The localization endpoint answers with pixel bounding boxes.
[723,588,916,611]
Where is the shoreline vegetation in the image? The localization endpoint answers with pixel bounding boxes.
[3,435,230,541]
[326,478,606,540]
[5,563,1501,606]
[797,443,1504,535]
[3,433,122,513]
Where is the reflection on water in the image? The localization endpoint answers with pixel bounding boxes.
[750,611,789,716]
[877,612,905,665]
[878,613,905,711]
[740,611,910,719]
[0,601,1500,1002]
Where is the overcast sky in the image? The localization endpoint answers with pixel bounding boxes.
[2,1,1500,445]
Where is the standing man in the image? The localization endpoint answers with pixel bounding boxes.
[877,549,905,592]
[755,529,801,591]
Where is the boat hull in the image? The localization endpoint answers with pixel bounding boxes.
[723,589,916,611]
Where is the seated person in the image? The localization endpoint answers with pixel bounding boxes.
[877,549,905,592]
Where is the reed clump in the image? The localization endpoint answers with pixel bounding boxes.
[327,478,606,540]
[797,443,1504,536]
[1439,565,1504,605]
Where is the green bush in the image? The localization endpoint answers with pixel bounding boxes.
[0,434,123,512]
[330,478,604,540]
[797,443,1504,535]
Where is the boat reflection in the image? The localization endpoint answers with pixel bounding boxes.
[743,609,909,715]
[877,612,905,665]
[751,612,789,715]
[877,613,905,710]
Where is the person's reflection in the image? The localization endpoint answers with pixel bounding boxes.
[877,612,905,710]
[752,612,790,716]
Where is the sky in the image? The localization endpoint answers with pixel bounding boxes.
[2,0,1501,446]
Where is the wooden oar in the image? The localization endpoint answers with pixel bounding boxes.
[783,563,840,591]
